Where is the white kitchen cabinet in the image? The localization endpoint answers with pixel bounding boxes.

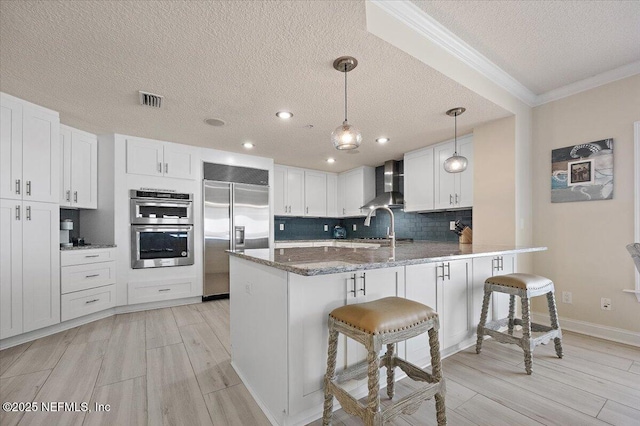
[61,285,116,322]
[338,166,375,217]
[1,92,60,203]
[274,165,304,216]
[60,125,98,209]
[404,263,438,366]
[404,147,435,212]
[472,254,515,327]
[0,200,23,339]
[126,137,196,180]
[326,173,338,217]
[437,259,472,350]
[60,248,116,298]
[304,170,327,216]
[434,134,473,210]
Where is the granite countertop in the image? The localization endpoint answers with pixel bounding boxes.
[60,244,117,251]
[228,241,546,276]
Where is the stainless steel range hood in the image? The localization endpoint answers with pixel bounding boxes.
[361,160,404,209]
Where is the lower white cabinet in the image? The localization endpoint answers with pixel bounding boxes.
[472,254,515,326]
[128,277,197,305]
[404,263,438,366]
[438,259,472,350]
[1,200,60,339]
[60,248,116,321]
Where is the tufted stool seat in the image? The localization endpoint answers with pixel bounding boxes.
[323,297,446,426]
[476,273,563,375]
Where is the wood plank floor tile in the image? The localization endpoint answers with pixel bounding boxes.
[71,317,115,345]
[200,307,231,354]
[629,361,640,375]
[457,394,543,426]
[596,400,640,426]
[171,304,204,327]
[562,332,640,363]
[145,308,182,350]
[0,342,32,376]
[0,370,50,426]
[113,311,146,325]
[1,328,78,378]
[401,374,476,410]
[18,340,107,426]
[179,322,240,394]
[84,376,147,426]
[204,384,270,426]
[96,320,146,387]
[147,343,212,426]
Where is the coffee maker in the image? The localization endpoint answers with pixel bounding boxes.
[60,219,73,248]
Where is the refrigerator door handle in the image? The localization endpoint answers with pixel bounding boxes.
[234,226,246,249]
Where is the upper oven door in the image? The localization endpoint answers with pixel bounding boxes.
[130,198,193,224]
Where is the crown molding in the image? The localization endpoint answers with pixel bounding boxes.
[370,1,640,108]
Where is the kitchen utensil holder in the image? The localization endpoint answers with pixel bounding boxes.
[459,227,472,244]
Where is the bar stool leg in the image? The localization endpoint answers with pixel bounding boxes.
[428,327,446,426]
[385,343,395,399]
[507,295,516,335]
[322,327,339,425]
[476,290,492,354]
[366,343,381,426]
[521,296,533,375]
[546,291,564,359]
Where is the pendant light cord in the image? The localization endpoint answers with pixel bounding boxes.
[453,112,458,154]
[344,63,348,122]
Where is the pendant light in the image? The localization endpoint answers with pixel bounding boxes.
[443,107,468,173]
[331,56,362,150]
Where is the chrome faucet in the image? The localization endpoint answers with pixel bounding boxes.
[364,206,395,249]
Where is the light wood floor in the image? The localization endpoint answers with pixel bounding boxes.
[1,300,639,426]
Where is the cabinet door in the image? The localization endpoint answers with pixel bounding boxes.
[59,126,72,206]
[22,107,59,203]
[304,171,327,217]
[273,166,287,216]
[404,148,434,212]
[457,136,474,208]
[342,169,363,216]
[70,130,98,208]
[287,168,305,216]
[326,173,338,217]
[433,141,456,209]
[471,256,494,328]
[405,263,438,366]
[126,138,163,177]
[0,200,23,339]
[0,96,23,200]
[492,254,515,320]
[439,260,471,350]
[22,201,60,332]
[163,143,196,180]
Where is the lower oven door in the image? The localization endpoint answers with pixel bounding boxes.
[131,225,195,269]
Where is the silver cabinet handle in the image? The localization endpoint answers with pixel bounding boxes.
[349,274,357,296]
[85,254,100,258]
[445,262,451,280]
[158,288,171,292]
[74,191,78,203]
[85,274,100,278]
[306,206,309,214]
[449,194,453,205]
[455,193,459,205]
[359,273,366,295]
[158,162,162,173]
[26,180,31,196]
[342,208,346,214]
[66,190,71,201]
[499,256,504,271]
[437,264,445,280]
[85,299,99,304]
[26,206,31,221]
[15,205,20,221]
[164,163,168,174]
[15,179,21,194]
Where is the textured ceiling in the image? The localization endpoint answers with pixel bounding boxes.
[413,0,640,95]
[0,0,511,172]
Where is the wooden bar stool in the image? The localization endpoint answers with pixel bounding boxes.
[476,273,563,375]
[322,297,446,426]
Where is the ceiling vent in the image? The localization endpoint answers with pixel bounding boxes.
[138,91,163,108]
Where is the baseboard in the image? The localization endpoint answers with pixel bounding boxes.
[532,312,640,347]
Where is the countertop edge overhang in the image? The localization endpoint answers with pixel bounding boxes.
[227,243,547,276]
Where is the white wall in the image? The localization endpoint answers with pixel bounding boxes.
[531,75,640,333]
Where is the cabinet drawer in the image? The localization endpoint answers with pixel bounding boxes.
[61,284,116,322]
[128,278,196,305]
[61,248,115,266]
[61,261,116,294]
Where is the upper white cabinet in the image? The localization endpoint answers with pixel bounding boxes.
[434,134,473,209]
[60,125,98,209]
[326,173,338,217]
[304,170,327,217]
[404,146,435,212]
[1,92,60,203]
[338,166,375,217]
[274,165,305,216]
[126,137,196,180]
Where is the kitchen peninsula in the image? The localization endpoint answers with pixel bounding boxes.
[227,241,545,426]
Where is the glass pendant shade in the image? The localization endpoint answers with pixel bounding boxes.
[331,120,362,150]
[443,153,468,173]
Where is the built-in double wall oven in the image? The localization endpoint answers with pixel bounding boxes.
[130,190,195,269]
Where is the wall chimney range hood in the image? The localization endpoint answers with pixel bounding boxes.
[361,160,404,209]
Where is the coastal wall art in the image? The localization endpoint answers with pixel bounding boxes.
[551,139,614,203]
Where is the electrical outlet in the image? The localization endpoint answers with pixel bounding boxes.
[352,224,357,231]
[324,224,328,232]
[561,291,572,304]
[279,224,284,231]
[601,298,612,310]
[450,221,456,231]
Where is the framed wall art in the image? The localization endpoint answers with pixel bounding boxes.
[551,138,613,203]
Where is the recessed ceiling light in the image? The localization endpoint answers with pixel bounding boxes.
[276,111,293,119]
[242,142,254,149]
[204,118,226,127]
[327,158,335,164]
[376,137,390,144]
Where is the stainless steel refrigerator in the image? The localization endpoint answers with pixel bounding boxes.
[203,180,269,298]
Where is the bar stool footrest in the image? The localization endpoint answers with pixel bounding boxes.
[335,360,369,384]
[382,381,445,421]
